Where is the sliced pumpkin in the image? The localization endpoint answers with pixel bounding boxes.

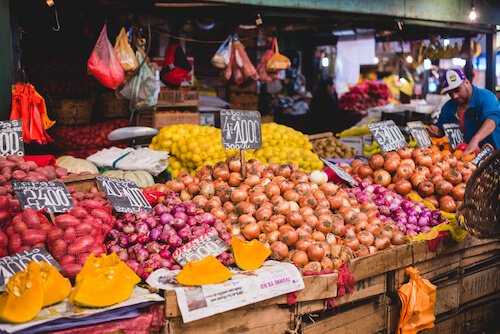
[231,238,271,271]
[69,253,140,308]
[176,256,232,286]
[40,262,72,307]
[0,261,43,323]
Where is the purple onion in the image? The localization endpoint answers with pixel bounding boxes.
[135,222,149,235]
[168,234,182,249]
[145,216,157,229]
[159,232,170,243]
[406,224,418,232]
[159,213,174,225]
[191,226,205,237]
[159,248,172,259]
[171,204,186,215]
[420,226,432,234]
[162,224,173,232]
[407,230,418,238]
[114,220,124,230]
[109,244,121,254]
[126,260,139,272]
[124,213,136,223]
[149,253,162,262]
[154,204,168,216]
[174,211,188,222]
[127,233,138,244]
[160,258,174,268]
[214,220,227,234]
[185,202,198,216]
[186,216,197,227]
[165,229,177,237]
[396,223,407,234]
[171,217,186,230]
[136,211,149,220]
[171,264,182,270]
[118,249,129,261]
[150,228,161,242]
[147,241,161,253]
[200,213,215,226]
[123,224,135,234]
[137,233,149,244]
[374,198,385,206]
[396,216,408,225]
[109,229,120,240]
[178,227,191,240]
[417,216,429,227]
[136,249,149,262]
[408,216,417,225]
[119,237,129,248]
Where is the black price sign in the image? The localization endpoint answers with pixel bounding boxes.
[97,176,152,213]
[471,144,494,166]
[321,158,359,187]
[442,123,464,151]
[221,109,262,150]
[0,120,24,157]
[407,121,432,148]
[12,181,74,213]
[368,120,407,152]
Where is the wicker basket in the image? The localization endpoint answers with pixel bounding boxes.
[98,92,129,119]
[457,149,500,238]
[52,99,93,126]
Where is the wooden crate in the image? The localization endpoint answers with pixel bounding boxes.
[157,88,199,108]
[136,110,200,129]
[62,174,98,193]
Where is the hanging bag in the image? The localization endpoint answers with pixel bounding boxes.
[211,35,232,69]
[160,44,191,87]
[114,27,138,71]
[87,24,124,89]
[129,52,160,111]
[233,40,258,80]
[266,38,291,72]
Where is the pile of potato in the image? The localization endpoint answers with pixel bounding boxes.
[311,136,357,159]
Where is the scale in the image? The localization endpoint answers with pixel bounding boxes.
[107,126,158,148]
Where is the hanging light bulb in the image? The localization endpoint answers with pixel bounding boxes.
[469,2,477,21]
[321,56,330,68]
[406,55,413,64]
[373,57,379,64]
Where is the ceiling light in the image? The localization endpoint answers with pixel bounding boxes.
[469,2,477,21]
[332,30,355,37]
[373,57,379,64]
[321,57,330,68]
[406,55,413,64]
[443,39,450,47]
[423,59,432,70]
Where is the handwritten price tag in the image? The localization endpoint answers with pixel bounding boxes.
[407,121,432,148]
[0,120,24,157]
[221,110,262,150]
[442,123,464,151]
[368,120,407,152]
[471,144,494,166]
[12,181,74,213]
[96,176,152,213]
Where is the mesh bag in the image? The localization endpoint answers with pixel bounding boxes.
[5,208,52,255]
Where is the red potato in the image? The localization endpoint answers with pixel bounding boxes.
[55,214,81,228]
[69,207,88,219]
[91,208,115,225]
[77,253,90,265]
[0,161,16,169]
[78,199,102,209]
[0,176,7,186]
[0,196,8,209]
[21,229,47,245]
[17,163,31,172]
[67,236,95,255]
[13,221,28,234]
[21,209,41,227]
[0,210,9,224]
[61,263,83,279]
[1,167,12,175]
[25,160,38,171]
[0,230,8,247]
[12,170,27,180]
[8,234,22,254]
[91,245,105,256]
[26,172,48,181]
[75,223,93,236]
[64,227,76,243]
[58,254,76,266]
[9,199,20,211]
[50,239,67,258]
[5,226,15,237]
[55,167,68,177]
[32,243,45,248]
[48,228,64,243]
[72,192,85,201]
[6,155,24,164]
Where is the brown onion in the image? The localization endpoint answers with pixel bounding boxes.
[307,243,325,261]
[169,180,185,192]
[319,183,338,196]
[312,230,326,242]
[270,241,289,260]
[291,250,309,267]
[277,164,292,178]
[303,215,319,229]
[265,182,280,198]
[295,239,313,252]
[205,196,222,211]
[238,214,257,227]
[283,189,300,202]
[271,214,286,227]
[286,211,303,227]
[267,230,280,244]
[235,202,256,216]
[275,200,290,215]
[262,220,278,233]
[280,229,299,246]
[299,207,314,216]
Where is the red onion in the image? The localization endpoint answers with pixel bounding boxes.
[420,226,432,234]
[200,213,215,225]
[168,234,182,248]
[119,237,129,248]
[150,228,161,241]
[159,232,170,243]
[135,222,149,235]
[146,241,161,253]
[136,249,149,262]
[185,202,198,216]
[126,260,139,272]
[174,211,188,222]
[145,216,157,228]
[186,216,197,227]
[114,220,124,230]
[171,218,186,230]
[149,253,162,263]
[118,249,129,261]
[160,258,174,268]
[154,204,168,215]
[214,220,227,234]
[191,226,205,237]
[136,211,149,220]
[127,233,138,244]
[159,248,172,259]
[160,213,174,225]
[123,224,135,234]
[137,234,149,244]
[417,216,429,227]
[178,227,191,240]
[171,264,182,270]
[109,229,120,240]
[171,204,186,215]
[124,213,136,223]
[109,244,121,253]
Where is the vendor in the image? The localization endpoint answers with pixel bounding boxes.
[429,69,500,154]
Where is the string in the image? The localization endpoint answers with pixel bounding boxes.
[151,28,256,44]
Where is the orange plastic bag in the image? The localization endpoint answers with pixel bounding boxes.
[87,24,124,89]
[266,38,291,72]
[114,27,138,71]
[397,267,437,334]
[257,50,280,83]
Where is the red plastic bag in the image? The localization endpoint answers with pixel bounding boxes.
[87,24,124,89]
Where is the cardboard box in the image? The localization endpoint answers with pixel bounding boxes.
[157,88,199,108]
[136,110,200,129]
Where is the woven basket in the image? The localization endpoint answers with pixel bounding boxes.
[456,149,500,238]
[52,99,93,126]
[99,92,129,119]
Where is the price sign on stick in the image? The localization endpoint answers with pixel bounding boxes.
[368,120,407,152]
[221,110,262,150]
[12,181,74,213]
[96,176,152,213]
[442,123,464,151]
[471,144,494,166]
[321,158,359,187]
[407,121,432,148]
[0,120,24,157]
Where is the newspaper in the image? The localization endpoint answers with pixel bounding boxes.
[0,287,164,333]
[147,260,304,323]
[172,232,227,266]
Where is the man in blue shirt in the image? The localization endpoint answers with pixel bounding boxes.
[429,69,499,154]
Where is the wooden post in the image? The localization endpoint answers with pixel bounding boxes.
[240,149,246,179]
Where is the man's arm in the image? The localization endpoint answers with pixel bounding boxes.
[462,118,497,155]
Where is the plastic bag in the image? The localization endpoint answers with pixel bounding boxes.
[257,50,280,83]
[233,40,258,80]
[397,267,437,334]
[87,24,124,89]
[114,27,138,71]
[160,44,191,87]
[212,36,232,69]
[267,38,291,72]
[128,52,160,111]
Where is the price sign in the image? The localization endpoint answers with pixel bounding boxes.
[221,110,262,150]
[368,120,407,152]
[407,121,432,148]
[471,144,495,166]
[172,231,228,266]
[12,181,74,213]
[0,120,24,157]
[96,176,152,213]
[442,123,464,151]
[321,158,359,187]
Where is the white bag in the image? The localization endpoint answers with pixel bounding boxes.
[211,36,232,69]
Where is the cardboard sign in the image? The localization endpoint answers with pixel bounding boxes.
[0,248,60,291]
[12,181,74,213]
[172,232,228,266]
[96,176,152,213]
[407,121,432,148]
[0,119,24,157]
[442,123,464,151]
[321,158,359,187]
[221,110,262,150]
[471,144,494,166]
[368,120,407,152]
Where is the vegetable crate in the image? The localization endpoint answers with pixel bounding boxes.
[135,109,201,129]
[157,88,199,108]
[62,174,98,193]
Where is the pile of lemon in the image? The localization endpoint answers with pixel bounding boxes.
[150,123,322,177]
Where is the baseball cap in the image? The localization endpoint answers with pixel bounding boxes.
[440,69,466,94]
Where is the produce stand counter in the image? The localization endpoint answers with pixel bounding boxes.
[162,237,499,334]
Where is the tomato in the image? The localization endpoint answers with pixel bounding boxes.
[394,180,412,195]
[443,169,462,185]
[418,181,435,198]
[456,143,467,151]
[369,154,385,170]
[435,180,453,196]
[373,170,391,187]
[397,147,413,159]
[451,183,466,201]
[439,195,457,213]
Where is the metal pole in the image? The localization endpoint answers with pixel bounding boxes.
[0,0,12,120]
[485,32,497,93]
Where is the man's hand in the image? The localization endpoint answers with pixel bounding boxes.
[428,125,442,137]
[461,137,480,156]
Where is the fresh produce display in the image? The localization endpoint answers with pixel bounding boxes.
[162,159,408,271]
[176,256,233,286]
[231,238,271,270]
[337,123,371,137]
[311,136,357,158]
[101,170,155,188]
[105,191,234,279]
[339,81,391,113]
[348,181,447,237]
[5,209,53,255]
[363,137,417,155]
[53,119,129,155]
[55,156,99,174]
[69,253,140,308]
[39,261,72,307]
[347,148,475,213]
[150,123,322,177]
